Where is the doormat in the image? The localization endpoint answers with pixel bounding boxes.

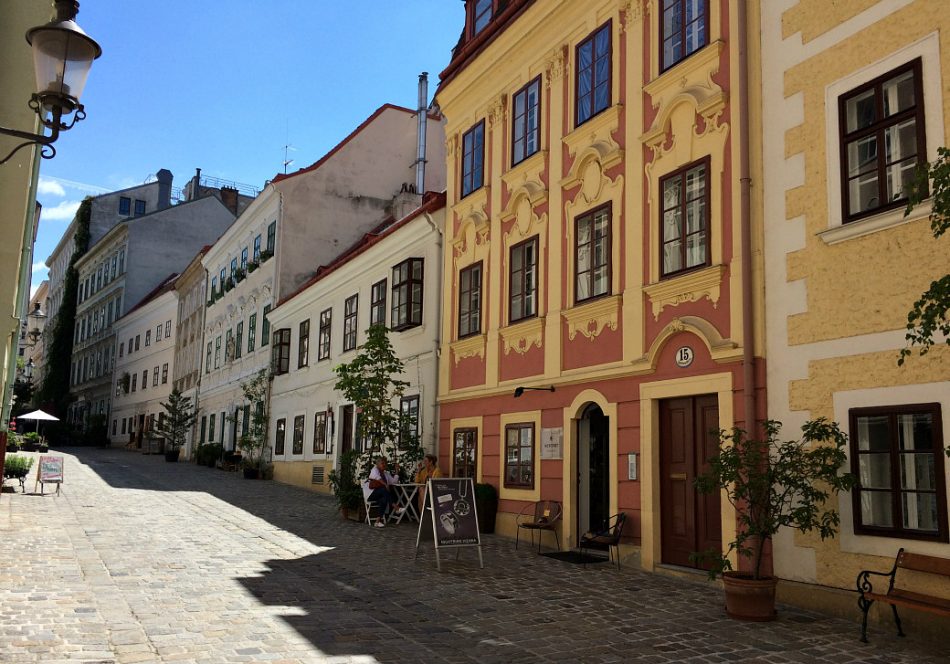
[541,551,608,565]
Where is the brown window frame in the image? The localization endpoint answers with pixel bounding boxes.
[461,121,485,198]
[838,58,926,223]
[660,0,710,73]
[275,418,286,456]
[399,394,420,447]
[343,294,359,352]
[509,236,539,324]
[659,157,711,279]
[458,262,483,339]
[512,77,542,166]
[575,204,612,304]
[292,414,305,456]
[271,328,291,375]
[470,0,494,37]
[313,411,327,454]
[370,279,387,327]
[849,403,947,542]
[575,21,612,127]
[453,428,478,480]
[318,308,331,361]
[298,319,310,368]
[504,423,536,489]
[391,258,424,331]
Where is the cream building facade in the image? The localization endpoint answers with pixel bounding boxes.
[761,0,950,622]
[172,249,209,458]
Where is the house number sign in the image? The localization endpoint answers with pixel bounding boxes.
[675,346,694,368]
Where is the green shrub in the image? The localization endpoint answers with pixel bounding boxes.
[196,443,223,467]
[4,455,34,479]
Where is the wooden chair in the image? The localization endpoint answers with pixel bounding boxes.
[580,512,626,569]
[516,501,562,553]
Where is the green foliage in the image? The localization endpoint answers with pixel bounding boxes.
[334,325,421,480]
[327,449,363,510]
[4,454,34,479]
[693,419,856,581]
[155,389,197,451]
[35,197,92,414]
[900,147,950,365]
[23,432,40,444]
[196,442,223,467]
[235,369,270,473]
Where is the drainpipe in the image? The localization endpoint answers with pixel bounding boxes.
[2,144,42,433]
[423,206,442,456]
[737,1,756,431]
[415,73,429,195]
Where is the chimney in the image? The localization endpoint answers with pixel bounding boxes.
[191,168,202,201]
[220,186,239,216]
[156,169,173,209]
[415,72,428,195]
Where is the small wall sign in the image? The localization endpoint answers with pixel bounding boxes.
[675,346,694,368]
[541,427,563,459]
[627,453,638,481]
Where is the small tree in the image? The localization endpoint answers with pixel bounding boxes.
[155,388,197,453]
[236,369,270,474]
[900,147,950,365]
[333,325,422,479]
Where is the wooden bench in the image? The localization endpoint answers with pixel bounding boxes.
[856,547,950,643]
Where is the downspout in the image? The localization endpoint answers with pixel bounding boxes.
[415,73,429,194]
[737,1,756,430]
[423,208,442,456]
[1,145,42,433]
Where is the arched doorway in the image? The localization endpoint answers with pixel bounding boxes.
[577,403,609,537]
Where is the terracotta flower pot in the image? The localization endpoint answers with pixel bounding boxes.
[722,572,777,621]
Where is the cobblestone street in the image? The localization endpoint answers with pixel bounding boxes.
[0,448,944,663]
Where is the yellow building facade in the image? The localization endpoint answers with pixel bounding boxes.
[436,0,766,574]
[761,0,950,626]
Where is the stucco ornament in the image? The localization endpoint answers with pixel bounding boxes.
[500,318,544,356]
[545,45,567,88]
[487,94,507,128]
[563,295,621,341]
[502,193,547,245]
[620,0,648,32]
[451,334,486,366]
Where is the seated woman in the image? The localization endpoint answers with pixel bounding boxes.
[367,456,403,528]
[414,454,443,513]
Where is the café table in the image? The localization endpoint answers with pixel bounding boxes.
[392,483,423,524]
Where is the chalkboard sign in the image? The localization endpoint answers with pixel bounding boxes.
[35,455,64,495]
[415,477,483,571]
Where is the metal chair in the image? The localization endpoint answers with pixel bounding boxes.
[579,512,626,569]
[516,500,563,553]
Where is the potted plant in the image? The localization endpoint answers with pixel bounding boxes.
[475,482,498,533]
[236,369,270,479]
[259,249,274,262]
[240,456,259,479]
[196,442,223,467]
[328,449,363,519]
[5,433,20,453]
[3,454,34,492]
[693,418,856,621]
[154,388,197,463]
[247,260,259,274]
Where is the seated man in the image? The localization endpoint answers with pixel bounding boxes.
[367,456,403,528]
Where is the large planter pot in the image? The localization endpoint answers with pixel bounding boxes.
[242,467,260,480]
[722,572,778,621]
[476,496,498,533]
[164,450,179,462]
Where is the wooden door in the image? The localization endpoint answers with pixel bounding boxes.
[660,395,721,569]
[340,405,354,454]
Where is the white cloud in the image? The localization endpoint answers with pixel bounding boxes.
[40,200,81,222]
[31,262,46,273]
[37,178,66,197]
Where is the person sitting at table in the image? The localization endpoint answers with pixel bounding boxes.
[367,456,403,528]
[414,453,443,512]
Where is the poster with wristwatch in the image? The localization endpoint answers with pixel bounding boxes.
[425,477,481,547]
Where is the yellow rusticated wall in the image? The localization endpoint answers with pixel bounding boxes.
[272,460,333,495]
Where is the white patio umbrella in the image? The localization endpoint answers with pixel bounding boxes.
[17,409,59,438]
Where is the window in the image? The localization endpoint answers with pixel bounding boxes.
[112,419,116,436]
[292,415,305,455]
[509,237,538,323]
[453,428,478,479]
[219,411,226,443]
[206,341,212,373]
[134,199,146,216]
[225,329,233,362]
[850,403,947,541]
[504,423,535,489]
[298,319,310,367]
[253,235,262,261]
[128,338,134,355]
[261,305,271,346]
[576,205,611,302]
[275,418,286,455]
[145,330,151,347]
[661,0,708,72]
[118,341,124,358]
[576,23,611,126]
[214,335,221,369]
[200,416,206,443]
[266,221,277,253]
[152,367,159,387]
[219,268,226,289]
[248,313,257,352]
[370,279,387,327]
[162,363,168,384]
[242,407,250,438]
[461,121,485,198]
[209,413,215,442]
[240,247,248,271]
[313,412,327,454]
[156,324,162,341]
[400,395,420,446]
[512,78,541,166]
[458,262,482,338]
[230,258,238,280]
[272,328,291,374]
[343,295,358,351]
[660,159,709,277]
[839,59,925,222]
[122,419,127,435]
[119,197,131,215]
[472,0,492,35]
[235,322,243,360]
[391,258,423,330]
[142,370,148,390]
[165,320,171,337]
[318,309,331,360]
[210,277,217,300]
[118,249,125,274]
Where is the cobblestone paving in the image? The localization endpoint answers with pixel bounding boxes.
[0,448,945,664]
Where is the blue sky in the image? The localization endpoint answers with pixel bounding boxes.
[31,1,464,294]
